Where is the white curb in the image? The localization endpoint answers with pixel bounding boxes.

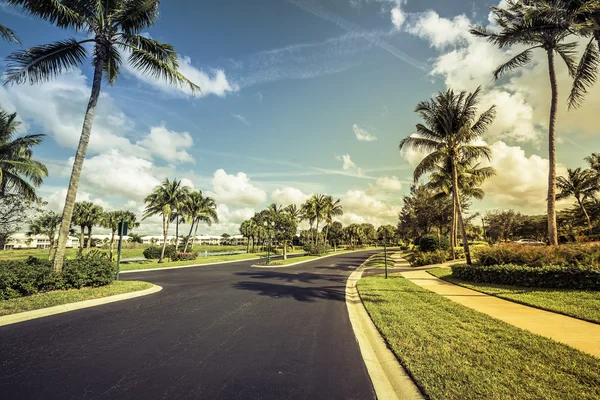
[120,257,261,274]
[0,284,162,327]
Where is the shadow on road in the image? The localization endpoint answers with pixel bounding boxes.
[233,281,345,302]
[235,271,346,284]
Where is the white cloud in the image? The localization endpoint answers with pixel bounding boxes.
[208,169,267,207]
[368,176,403,195]
[353,124,377,142]
[336,154,363,176]
[405,11,471,49]
[138,125,195,163]
[271,187,311,206]
[45,188,111,214]
[340,189,402,226]
[391,5,406,29]
[217,204,256,225]
[231,113,250,125]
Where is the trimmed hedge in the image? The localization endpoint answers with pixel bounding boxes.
[451,263,600,290]
[172,252,198,262]
[475,244,600,268]
[143,245,176,260]
[419,234,450,252]
[303,243,330,256]
[0,252,115,300]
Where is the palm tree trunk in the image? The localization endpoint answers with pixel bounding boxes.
[79,226,84,253]
[283,240,287,260]
[109,229,116,261]
[251,235,255,252]
[175,216,180,250]
[452,160,472,265]
[87,226,92,250]
[577,197,593,234]
[450,195,456,259]
[53,58,104,273]
[246,234,250,253]
[48,237,55,261]
[192,218,200,251]
[324,225,330,247]
[183,220,195,253]
[315,219,320,246]
[547,49,559,246]
[159,214,168,263]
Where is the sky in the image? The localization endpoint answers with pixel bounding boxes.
[1,0,599,236]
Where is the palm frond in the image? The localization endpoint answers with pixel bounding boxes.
[0,24,21,44]
[4,39,89,85]
[460,145,493,162]
[555,41,579,77]
[112,0,159,33]
[399,135,442,153]
[493,46,539,79]
[5,0,86,30]
[568,37,599,109]
[413,151,444,182]
[119,33,179,66]
[471,105,497,136]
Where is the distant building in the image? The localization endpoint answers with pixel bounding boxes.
[3,233,80,250]
[139,235,247,247]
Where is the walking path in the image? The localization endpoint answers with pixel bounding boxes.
[397,258,600,358]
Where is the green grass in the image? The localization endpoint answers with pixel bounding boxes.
[357,274,600,400]
[120,253,262,271]
[0,281,153,316]
[429,267,600,324]
[363,252,395,268]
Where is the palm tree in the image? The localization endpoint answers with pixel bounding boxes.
[301,199,316,245]
[585,153,600,187]
[557,167,596,233]
[305,194,327,246]
[84,204,104,250]
[399,88,496,265]
[240,220,252,253]
[181,190,218,253]
[5,0,201,272]
[144,179,190,262]
[322,196,343,246]
[103,210,139,260]
[0,24,20,44]
[27,211,61,260]
[0,107,48,201]
[471,1,578,246]
[170,188,190,250]
[284,204,303,224]
[72,201,92,253]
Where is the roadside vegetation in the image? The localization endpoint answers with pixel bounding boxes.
[121,253,263,271]
[429,267,600,324]
[358,274,600,399]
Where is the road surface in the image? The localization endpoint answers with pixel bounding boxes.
[0,250,379,399]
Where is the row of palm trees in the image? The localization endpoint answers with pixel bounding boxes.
[401,0,600,264]
[142,178,218,263]
[0,0,201,273]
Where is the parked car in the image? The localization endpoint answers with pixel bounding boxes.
[513,239,545,246]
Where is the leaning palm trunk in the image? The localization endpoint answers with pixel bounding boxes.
[546,50,559,246]
[87,226,93,251]
[183,221,195,253]
[315,219,320,246]
[48,237,55,261]
[577,198,593,234]
[450,194,456,259]
[159,214,169,263]
[78,226,85,253]
[109,229,116,261]
[453,161,472,265]
[53,60,103,272]
[192,218,201,252]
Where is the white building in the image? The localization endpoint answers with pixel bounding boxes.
[140,235,247,247]
[3,233,80,250]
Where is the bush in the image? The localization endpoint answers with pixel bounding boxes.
[451,263,600,290]
[0,252,115,300]
[303,243,330,256]
[143,245,176,260]
[171,252,198,262]
[475,243,600,268]
[409,250,450,267]
[419,234,450,252]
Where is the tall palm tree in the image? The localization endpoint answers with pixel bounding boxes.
[170,187,190,249]
[143,179,190,262]
[471,0,578,245]
[301,199,316,245]
[557,167,596,232]
[284,204,303,224]
[102,210,139,260]
[0,107,48,201]
[0,24,21,44]
[84,204,104,250]
[585,152,600,187]
[181,190,218,253]
[399,88,496,265]
[308,194,327,246]
[27,211,61,260]
[5,0,201,272]
[72,201,92,253]
[322,196,343,245]
[240,220,252,253]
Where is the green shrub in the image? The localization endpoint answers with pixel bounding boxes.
[303,243,330,256]
[475,243,600,268]
[451,263,600,290]
[171,252,199,262]
[409,250,449,267]
[0,252,115,300]
[419,234,450,252]
[143,245,176,260]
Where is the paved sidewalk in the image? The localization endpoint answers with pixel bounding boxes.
[401,269,600,358]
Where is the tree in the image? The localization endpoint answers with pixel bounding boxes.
[84,204,104,250]
[327,221,344,248]
[240,220,253,253]
[399,88,495,264]
[471,1,578,245]
[0,107,48,201]
[182,190,218,253]
[484,210,525,242]
[128,233,143,244]
[103,210,139,260]
[27,211,61,260]
[284,204,303,224]
[0,24,20,44]
[322,196,343,245]
[586,153,600,188]
[5,0,201,272]
[377,225,396,243]
[301,199,317,244]
[71,201,93,253]
[273,213,298,260]
[0,194,42,250]
[143,179,191,262]
[557,167,596,233]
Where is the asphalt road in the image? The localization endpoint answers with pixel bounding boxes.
[0,250,379,400]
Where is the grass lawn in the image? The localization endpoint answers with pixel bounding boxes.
[357,274,600,400]
[429,267,600,324]
[120,253,262,271]
[362,252,395,268]
[0,281,153,316]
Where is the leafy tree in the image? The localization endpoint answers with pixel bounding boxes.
[4,0,200,272]
[397,184,454,242]
[484,210,525,242]
[240,220,254,253]
[128,233,143,244]
[143,179,191,262]
[327,221,344,248]
[0,194,42,249]
[557,167,596,233]
[0,107,48,201]
[471,1,578,245]
[71,201,94,253]
[377,225,396,243]
[273,213,298,260]
[84,204,104,250]
[102,210,139,260]
[284,204,303,224]
[322,195,343,245]
[0,23,20,44]
[399,88,495,264]
[27,211,61,260]
[182,190,218,252]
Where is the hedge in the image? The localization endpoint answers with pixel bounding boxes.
[172,252,199,262]
[143,245,176,260]
[303,243,330,256]
[419,234,450,252]
[451,263,600,290]
[475,243,600,268]
[0,252,116,300]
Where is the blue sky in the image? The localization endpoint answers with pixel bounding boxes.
[1,0,599,235]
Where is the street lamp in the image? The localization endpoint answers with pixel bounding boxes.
[264,221,275,265]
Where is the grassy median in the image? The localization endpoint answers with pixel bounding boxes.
[0,281,153,316]
[120,253,262,271]
[357,274,600,400]
[429,267,600,324]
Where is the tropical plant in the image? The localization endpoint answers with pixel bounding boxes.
[72,201,92,253]
[4,0,201,272]
[557,167,596,233]
[27,211,61,260]
[0,23,20,44]
[322,196,343,245]
[399,87,496,264]
[144,179,191,262]
[586,152,600,187]
[84,204,104,250]
[0,107,48,201]
[284,204,303,224]
[240,220,253,253]
[181,190,218,253]
[471,1,579,245]
[102,210,139,260]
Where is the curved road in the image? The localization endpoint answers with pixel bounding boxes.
[0,250,379,399]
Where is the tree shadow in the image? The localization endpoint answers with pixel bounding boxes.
[235,271,346,284]
[233,281,346,302]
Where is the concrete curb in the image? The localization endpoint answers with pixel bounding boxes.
[120,257,261,274]
[251,248,385,269]
[346,267,424,400]
[0,284,163,327]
